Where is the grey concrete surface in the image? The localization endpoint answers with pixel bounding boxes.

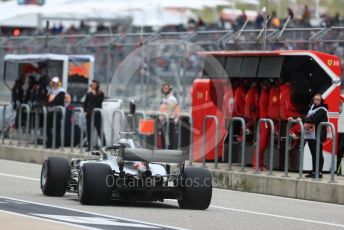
[0,196,177,230]
[0,211,82,230]
[2,141,344,205]
[1,159,344,230]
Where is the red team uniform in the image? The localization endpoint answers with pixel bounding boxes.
[280,82,302,136]
[252,82,280,169]
[244,83,260,133]
[252,84,270,169]
[233,84,247,117]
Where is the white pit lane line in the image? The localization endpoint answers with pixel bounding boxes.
[0,171,186,230]
[209,205,344,229]
[2,172,344,229]
[167,199,344,228]
[0,173,40,181]
[0,196,187,230]
[213,188,344,207]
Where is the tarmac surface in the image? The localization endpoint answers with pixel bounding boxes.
[0,210,82,230]
[1,159,344,230]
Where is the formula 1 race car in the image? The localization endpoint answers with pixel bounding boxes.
[40,132,212,210]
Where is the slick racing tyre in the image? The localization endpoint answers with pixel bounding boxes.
[40,157,70,196]
[178,167,212,210]
[79,163,113,205]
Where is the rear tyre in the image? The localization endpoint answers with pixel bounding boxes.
[178,167,212,210]
[40,157,70,196]
[79,163,113,205]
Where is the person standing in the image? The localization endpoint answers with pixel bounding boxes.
[46,76,66,148]
[287,7,294,20]
[270,11,281,29]
[233,80,248,118]
[159,83,181,149]
[12,77,25,109]
[287,7,295,27]
[35,75,49,108]
[233,80,249,142]
[301,5,311,27]
[12,77,25,130]
[244,81,260,135]
[296,94,328,178]
[84,80,104,151]
[252,80,270,170]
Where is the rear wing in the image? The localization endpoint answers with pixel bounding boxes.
[124,148,184,164]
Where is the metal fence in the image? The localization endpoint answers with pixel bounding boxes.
[0,104,193,154]
[1,103,340,182]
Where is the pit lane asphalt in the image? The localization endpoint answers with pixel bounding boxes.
[1,159,344,230]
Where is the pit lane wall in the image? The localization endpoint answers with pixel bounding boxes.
[211,170,344,204]
[1,143,344,205]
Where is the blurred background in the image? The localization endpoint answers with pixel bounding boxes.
[0,0,343,110]
[0,0,343,35]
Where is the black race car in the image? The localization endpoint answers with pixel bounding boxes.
[40,133,212,210]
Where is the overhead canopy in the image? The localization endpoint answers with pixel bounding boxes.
[0,0,232,28]
[0,0,69,27]
[4,54,69,65]
[220,8,258,21]
[132,8,198,27]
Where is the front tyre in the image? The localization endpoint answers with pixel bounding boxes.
[40,157,70,196]
[178,167,212,210]
[79,163,113,205]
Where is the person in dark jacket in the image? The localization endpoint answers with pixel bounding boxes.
[26,75,38,107]
[36,75,49,107]
[297,94,328,178]
[12,77,25,110]
[29,75,49,108]
[12,77,25,130]
[84,80,104,150]
[46,76,66,148]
